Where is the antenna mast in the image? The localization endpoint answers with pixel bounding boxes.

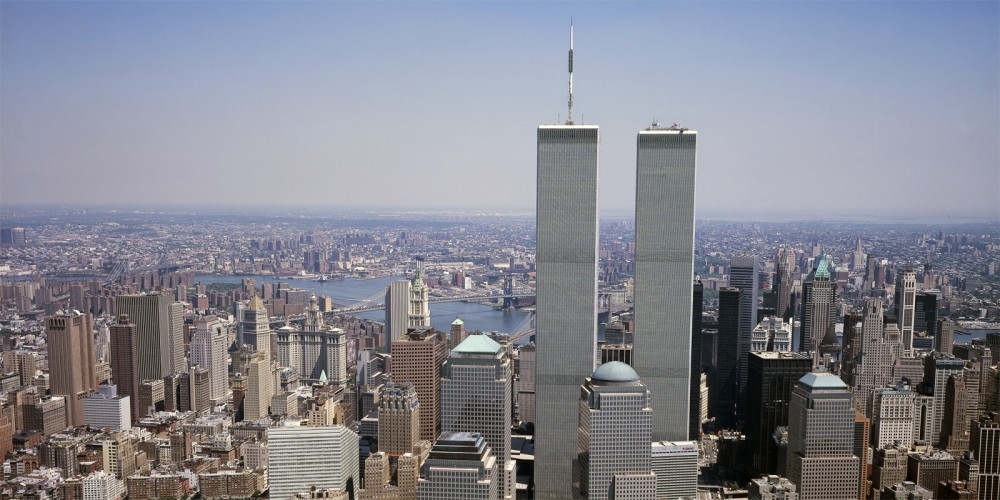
[566,20,574,125]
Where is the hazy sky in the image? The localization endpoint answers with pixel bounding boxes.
[2,1,997,218]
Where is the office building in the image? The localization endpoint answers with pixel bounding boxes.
[578,362,653,500]
[851,299,903,411]
[853,410,870,500]
[377,382,420,456]
[775,249,794,321]
[190,316,228,404]
[906,451,958,493]
[937,318,955,357]
[970,412,999,499]
[408,257,431,330]
[25,396,68,435]
[752,317,793,353]
[47,310,98,427]
[750,475,798,500]
[926,353,966,447]
[712,287,742,429]
[83,392,131,431]
[115,293,185,380]
[390,328,447,442]
[515,342,536,424]
[242,294,272,359]
[384,280,410,349]
[109,315,140,420]
[441,334,514,499]
[731,255,759,426]
[651,441,698,500]
[786,372,860,500]
[244,350,272,421]
[691,280,704,438]
[268,422,359,500]
[81,470,125,500]
[914,291,937,341]
[633,125,697,442]
[870,384,915,449]
[275,296,347,384]
[746,351,812,477]
[449,317,467,350]
[895,268,917,352]
[871,446,909,498]
[535,114,600,498]
[940,375,970,455]
[417,432,498,500]
[799,253,834,356]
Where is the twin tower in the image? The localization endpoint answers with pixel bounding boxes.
[534,119,697,495]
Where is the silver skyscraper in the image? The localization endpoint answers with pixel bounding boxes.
[633,126,697,441]
[535,123,599,499]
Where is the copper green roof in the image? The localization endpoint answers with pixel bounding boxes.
[798,372,847,389]
[814,251,831,279]
[451,334,502,354]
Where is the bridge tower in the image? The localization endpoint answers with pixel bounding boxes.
[502,274,516,310]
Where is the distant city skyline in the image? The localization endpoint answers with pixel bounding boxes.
[1,2,997,218]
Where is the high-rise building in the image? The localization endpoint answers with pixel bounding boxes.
[83,392,131,431]
[449,317,467,350]
[752,317,793,353]
[47,310,97,427]
[244,350,272,421]
[377,382,420,456]
[712,287,742,429]
[851,299,903,410]
[190,316,228,404]
[853,410,870,500]
[441,334,514,499]
[731,255,759,426]
[650,441,699,500]
[109,315,140,420]
[895,268,917,352]
[241,294,272,359]
[384,280,410,349]
[268,422,359,500]
[115,293,185,380]
[515,343,536,424]
[937,318,955,357]
[274,296,346,384]
[408,257,431,330]
[785,372,860,500]
[390,328,447,442]
[535,112,600,499]
[417,432,498,500]
[970,412,999,499]
[906,451,958,493]
[870,384,915,449]
[690,280,704,439]
[577,361,654,500]
[799,253,834,356]
[925,353,966,447]
[746,351,812,478]
[633,125,697,442]
[775,249,794,321]
[940,374,970,455]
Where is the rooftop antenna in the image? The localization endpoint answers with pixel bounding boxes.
[566,19,574,125]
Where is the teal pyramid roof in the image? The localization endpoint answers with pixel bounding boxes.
[451,334,502,354]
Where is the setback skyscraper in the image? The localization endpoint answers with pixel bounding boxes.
[633,125,697,441]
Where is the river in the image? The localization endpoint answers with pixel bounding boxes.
[194,275,530,335]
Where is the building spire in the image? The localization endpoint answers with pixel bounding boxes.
[566,19,574,125]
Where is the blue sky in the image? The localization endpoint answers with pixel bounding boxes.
[2,1,997,218]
